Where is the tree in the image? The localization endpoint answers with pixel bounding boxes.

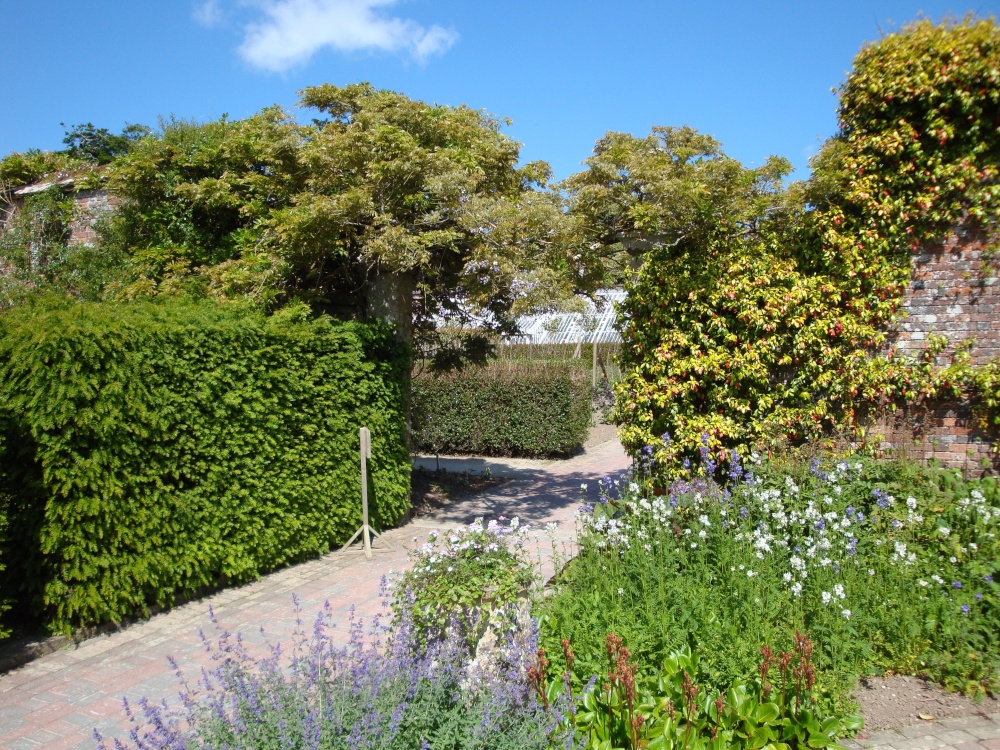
[102,84,576,368]
[61,122,151,165]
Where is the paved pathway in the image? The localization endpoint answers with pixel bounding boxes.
[846,714,1000,750]
[0,438,629,749]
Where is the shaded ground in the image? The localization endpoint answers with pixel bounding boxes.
[409,466,509,516]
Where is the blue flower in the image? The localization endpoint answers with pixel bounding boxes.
[961,604,970,615]
[952,581,962,589]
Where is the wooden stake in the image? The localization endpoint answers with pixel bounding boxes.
[341,427,391,558]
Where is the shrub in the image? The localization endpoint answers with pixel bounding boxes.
[0,297,410,635]
[393,517,536,646]
[98,595,559,750]
[411,361,592,458]
[537,449,1000,712]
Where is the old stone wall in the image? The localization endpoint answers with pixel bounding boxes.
[882,223,1000,476]
[66,189,119,246]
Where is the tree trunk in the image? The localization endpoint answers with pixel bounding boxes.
[365,270,415,346]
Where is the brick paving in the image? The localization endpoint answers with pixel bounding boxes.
[845,713,1000,750]
[0,438,628,748]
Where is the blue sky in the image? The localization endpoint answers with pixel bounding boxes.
[3,1,998,181]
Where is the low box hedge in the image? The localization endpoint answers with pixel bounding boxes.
[411,360,592,458]
[0,298,410,635]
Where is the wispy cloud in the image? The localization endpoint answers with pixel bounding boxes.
[236,0,458,72]
[193,0,225,27]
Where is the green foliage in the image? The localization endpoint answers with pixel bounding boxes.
[593,18,1000,474]
[0,189,125,308]
[102,85,577,365]
[537,637,861,750]
[393,517,536,646]
[411,360,592,457]
[0,149,82,187]
[61,122,151,165]
[538,452,1000,714]
[0,297,410,634]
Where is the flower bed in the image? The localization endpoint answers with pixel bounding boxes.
[538,446,1000,718]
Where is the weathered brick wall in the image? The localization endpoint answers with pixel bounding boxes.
[887,223,1000,366]
[882,223,1000,476]
[66,189,119,246]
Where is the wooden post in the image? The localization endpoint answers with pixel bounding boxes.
[341,426,391,558]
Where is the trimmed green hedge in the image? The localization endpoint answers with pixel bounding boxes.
[0,298,409,634]
[411,361,592,458]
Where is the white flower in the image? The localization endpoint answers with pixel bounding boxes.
[783,572,793,582]
[907,496,917,510]
[918,580,929,587]
[833,583,845,600]
[747,570,756,578]
[691,542,698,549]
[821,591,833,605]
[939,527,951,537]
[950,556,958,564]
[699,514,711,527]
[970,542,978,552]
[698,529,707,539]
[868,569,875,577]
[791,582,803,596]
[842,609,851,620]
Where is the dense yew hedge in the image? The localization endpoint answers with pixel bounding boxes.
[411,361,592,457]
[0,298,410,635]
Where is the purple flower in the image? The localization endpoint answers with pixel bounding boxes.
[961,604,970,615]
[873,488,891,510]
[985,575,994,583]
[952,581,962,589]
[975,593,983,601]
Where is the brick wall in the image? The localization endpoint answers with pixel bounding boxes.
[66,189,119,246]
[882,223,1000,476]
[887,223,1000,366]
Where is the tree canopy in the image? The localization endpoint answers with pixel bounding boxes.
[98,83,583,367]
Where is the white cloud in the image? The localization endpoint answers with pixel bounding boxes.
[193,0,224,27]
[237,0,458,72]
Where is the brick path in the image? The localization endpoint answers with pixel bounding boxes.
[0,438,628,749]
[846,714,1000,750]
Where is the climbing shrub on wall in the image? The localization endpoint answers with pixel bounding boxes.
[609,16,1000,475]
[0,297,409,635]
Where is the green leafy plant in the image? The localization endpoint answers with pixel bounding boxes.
[393,517,536,646]
[531,633,861,750]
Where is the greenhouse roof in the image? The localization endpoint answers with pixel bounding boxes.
[508,289,625,345]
